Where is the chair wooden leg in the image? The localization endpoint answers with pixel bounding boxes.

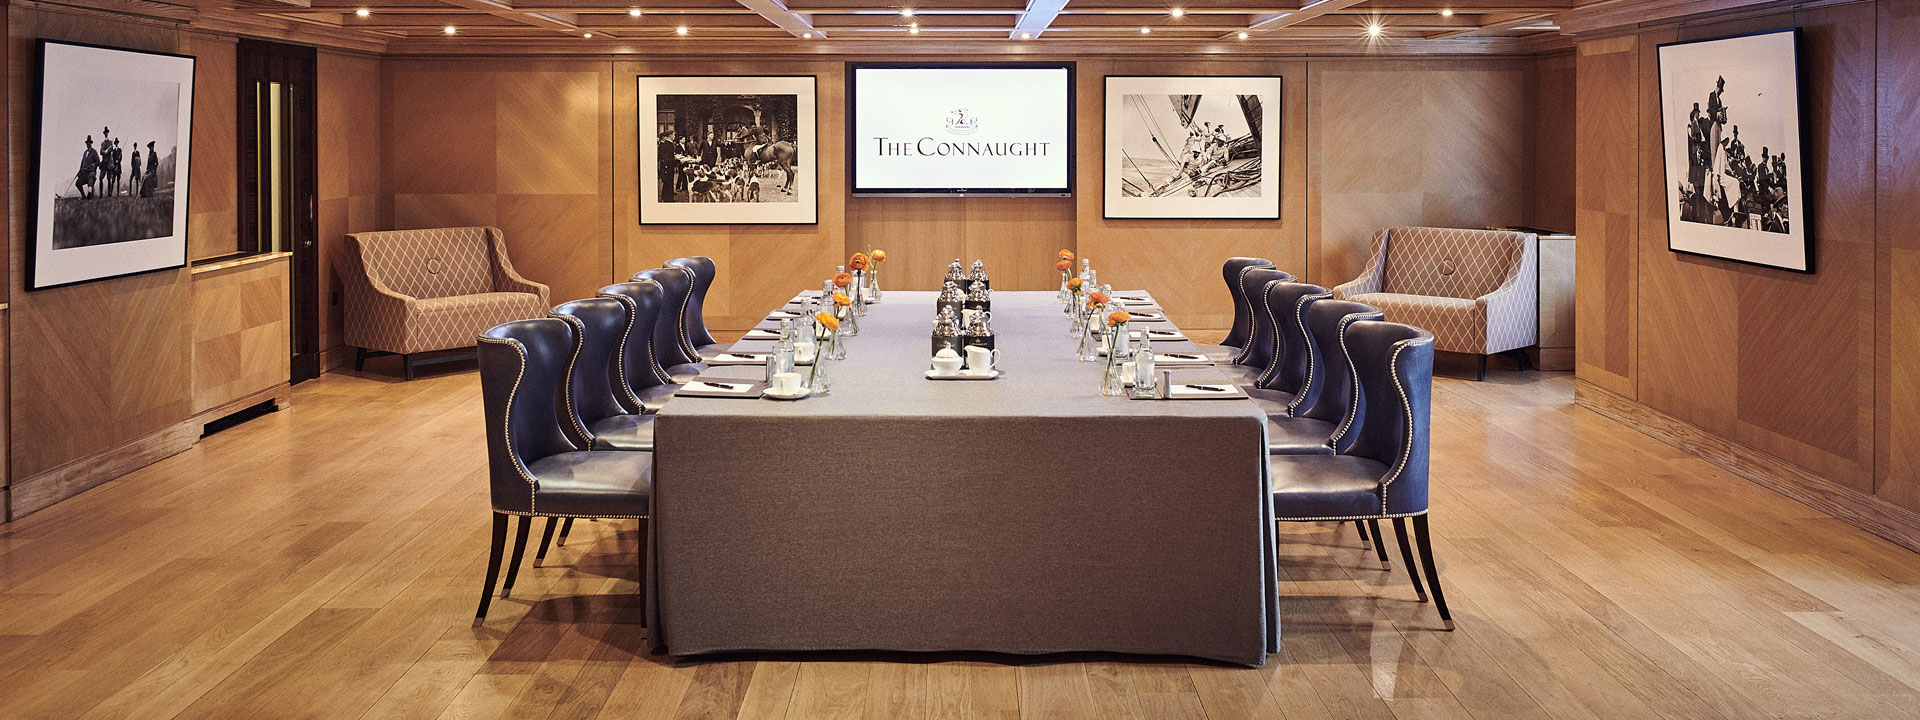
[558,517,576,547]
[1476,354,1488,381]
[1365,519,1391,570]
[476,513,508,621]
[534,517,560,568]
[1411,515,1454,630]
[1353,520,1372,549]
[501,515,533,595]
[1391,517,1429,602]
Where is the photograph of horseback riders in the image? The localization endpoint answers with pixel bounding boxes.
[30,40,195,290]
[638,76,816,225]
[1658,30,1810,273]
[1103,76,1281,220]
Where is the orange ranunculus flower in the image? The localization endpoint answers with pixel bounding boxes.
[833,272,852,288]
[1107,310,1131,327]
[850,253,870,270]
[1059,249,1074,260]
[1087,291,1109,306]
[1055,259,1072,272]
[1067,277,1083,290]
[815,312,839,331]
[872,249,887,263]
[832,291,851,306]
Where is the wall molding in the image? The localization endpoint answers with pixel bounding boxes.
[1575,379,1920,556]
[4,383,291,522]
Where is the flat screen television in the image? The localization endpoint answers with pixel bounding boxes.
[848,62,1074,197]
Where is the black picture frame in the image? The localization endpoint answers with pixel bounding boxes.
[637,74,819,225]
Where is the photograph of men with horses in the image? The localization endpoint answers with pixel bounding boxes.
[1103,76,1281,220]
[44,78,181,250]
[1658,30,1809,273]
[639,77,817,224]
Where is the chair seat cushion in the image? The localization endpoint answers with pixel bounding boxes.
[1345,292,1486,355]
[1246,387,1296,416]
[523,450,652,518]
[666,364,706,384]
[634,384,677,413]
[1269,455,1389,520]
[394,292,549,354]
[588,414,655,452]
[1268,416,1337,455]
[1194,343,1242,362]
[694,343,729,359]
[1216,364,1262,384]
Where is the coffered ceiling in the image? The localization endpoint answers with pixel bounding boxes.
[100,0,1596,53]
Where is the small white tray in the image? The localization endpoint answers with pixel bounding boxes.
[925,369,1001,380]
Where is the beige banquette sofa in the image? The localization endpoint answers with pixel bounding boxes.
[1333,226,1537,380]
[341,226,550,380]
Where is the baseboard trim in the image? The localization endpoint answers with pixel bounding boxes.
[6,383,293,523]
[1575,379,1920,556]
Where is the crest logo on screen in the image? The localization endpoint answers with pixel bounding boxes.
[944,109,979,135]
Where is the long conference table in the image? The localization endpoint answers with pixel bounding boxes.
[646,289,1279,666]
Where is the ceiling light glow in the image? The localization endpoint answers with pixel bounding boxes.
[1140,26,1151,33]
[1170,7,1184,17]
[900,8,914,16]
[1238,31,1249,39]
[675,25,688,35]
[355,7,369,17]
[628,8,642,16]
[443,25,456,34]
[1019,32,1032,39]
[1364,21,1383,38]
[1439,8,1453,15]
[583,32,593,37]
[909,22,920,33]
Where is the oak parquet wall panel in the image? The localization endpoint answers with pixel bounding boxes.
[7,5,196,485]
[1573,36,1638,397]
[186,34,238,262]
[1308,60,1532,293]
[317,50,383,363]
[190,259,290,413]
[1876,0,1920,508]
[386,71,497,196]
[1531,52,1577,232]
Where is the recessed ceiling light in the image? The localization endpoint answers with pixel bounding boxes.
[1019,32,1032,40]
[1439,8,1453,15]
[900,8,914,16]
[443,25,456,34]
[628,8,642,16]
[1140,26,1152,33]
[675,25,688,35]
[1237,31,1249,39]
[1170,7,1184,17]
[802,31,813,38]
[909,22,920,33]
[354,7,369,17]
[583,32,593,37]
[1363,21,1383,38]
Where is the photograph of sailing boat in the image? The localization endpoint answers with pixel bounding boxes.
[1103,75,1281,219]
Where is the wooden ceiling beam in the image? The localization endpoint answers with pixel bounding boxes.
[1423,10,1551,37]
[1010,0,1070,38]
[1226,0,1369,39]
[731,0,827,37]
[432,0,616,36]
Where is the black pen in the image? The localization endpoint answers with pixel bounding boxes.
[1183,384,1229,393]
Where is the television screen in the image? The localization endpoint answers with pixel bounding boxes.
[848,63,1074,196]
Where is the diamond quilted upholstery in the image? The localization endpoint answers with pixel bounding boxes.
[1335,227,1537,355]
[342,226,552,355]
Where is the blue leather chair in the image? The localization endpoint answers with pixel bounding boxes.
[1247,281,1332,408]
[1220,267,1294,383]
[474,318,652,621]
[1265,299,1383,455]
[1216,257,1276,356]
[632,267,706,382]
[665,257,724,357]
[1269,321,1450,629]
[598,280,679,414]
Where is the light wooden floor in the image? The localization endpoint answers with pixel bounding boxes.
[6,361,1920,719]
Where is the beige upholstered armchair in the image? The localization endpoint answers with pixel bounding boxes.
[342,226,550,380]
[1334,227,1537,380]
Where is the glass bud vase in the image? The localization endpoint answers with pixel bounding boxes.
[828,328,848,360]
[868,266,883,303]
[852,271,869,315]
[840,305,860,336]
[1077,315,1101,362]
[1069,301,1086,337]
[1101,353,1127,396]
[808,353,831,395]
[1057,272,1069,302]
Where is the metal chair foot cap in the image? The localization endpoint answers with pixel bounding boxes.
[1416,591,1429,603]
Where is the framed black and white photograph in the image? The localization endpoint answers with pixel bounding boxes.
[638,75,816,225]
[1103,75,1280,220]
[1658,29,1809,273]
[30,40,195,290]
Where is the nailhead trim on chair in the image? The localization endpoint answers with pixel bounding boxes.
[667,265,701,360]
[602,294,646,410]
[497,510,650,520]
[1377,334,1430,516]
[1328,312,1385,449]
[1231,264,1274,364]
[476,334,542,515]
[549,313,594,446]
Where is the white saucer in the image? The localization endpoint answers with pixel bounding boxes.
[763,387,811,400]
[926,369,1000,380]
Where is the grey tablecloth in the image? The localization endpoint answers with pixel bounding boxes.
[647,291,1278,665]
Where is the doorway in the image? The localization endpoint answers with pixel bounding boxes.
[237,39,320,383]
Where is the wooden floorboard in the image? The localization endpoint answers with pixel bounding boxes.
[3,364,1920,719]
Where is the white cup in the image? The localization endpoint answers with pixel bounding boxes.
[965,346,999,375]
[771,372,803,394]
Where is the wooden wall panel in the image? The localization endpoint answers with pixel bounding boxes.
[1531,52,1577,232]
[848,196,1074,294]
[1573,35,1639,397]
[1307,59,1533,291]
[383,59,612,303]
[186,33,237,262]
[1877,0,1920,508]
[190,259,290,413]
[613,58,845,333]
[317,50,382,365]
[7,5,196,488]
